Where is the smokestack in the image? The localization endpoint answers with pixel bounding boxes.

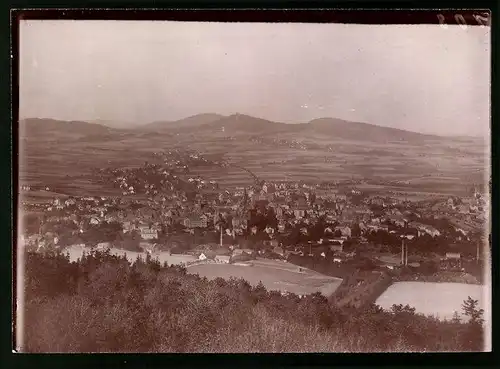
[402,220,409,266]
[401,239,405,265]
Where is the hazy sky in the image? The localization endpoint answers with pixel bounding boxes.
[19,20,490,136]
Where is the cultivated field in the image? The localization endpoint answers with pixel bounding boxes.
[20,190,70,203]
[375,281,488,321]
[187,258,343,296]
[18,118,487,196]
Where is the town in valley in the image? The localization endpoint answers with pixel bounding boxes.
[17,18,491,353]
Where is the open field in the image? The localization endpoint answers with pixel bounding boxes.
[187,258,343,296]
[375,281,488,321]
[62,246,343,297]
[19,190,70,201]
[18,118,487,196]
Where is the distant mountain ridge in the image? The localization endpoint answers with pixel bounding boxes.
[306,117,439,142]
[20,118,115,137]
[143,113,225,131]
[90,119,138,129]
[20,114,469,143]
[194,113,300,134]
[188,114,444,143]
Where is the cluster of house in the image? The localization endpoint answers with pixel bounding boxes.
[281,243,355,264]
[439,252,464,271]
[20,193,398,248]
[185,244,257,265]
[425,191,488,227]
[20,176,486,266]
[20,232,60,252]
[188,241,352,266]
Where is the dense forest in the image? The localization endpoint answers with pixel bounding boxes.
[20,250,484,353]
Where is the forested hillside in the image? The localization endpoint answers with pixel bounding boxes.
[20,251,484,353]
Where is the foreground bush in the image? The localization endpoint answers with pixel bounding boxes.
[20,251,484,352]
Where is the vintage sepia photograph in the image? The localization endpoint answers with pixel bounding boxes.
[15,11,491,353]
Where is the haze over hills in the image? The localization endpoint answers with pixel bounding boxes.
[188,114,448,143]
[135,113,458,141]
[20,113,486,142]
[145,113,486,143]
[20,114,487,145]
[19,22,490,137]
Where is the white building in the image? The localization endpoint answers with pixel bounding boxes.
[215,255,230,264]
[139,225,158,240]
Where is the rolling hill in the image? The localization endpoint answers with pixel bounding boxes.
[20,118,116,139]
[20,114,448,144]
[90,119,139,129]
[194,113,303,135]
[178,114,445,144]
[143,113,225,132]
[306,118,439,143]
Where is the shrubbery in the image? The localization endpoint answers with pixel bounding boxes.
[20,250,485,353]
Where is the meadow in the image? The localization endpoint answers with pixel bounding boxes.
[187,258,343,296]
